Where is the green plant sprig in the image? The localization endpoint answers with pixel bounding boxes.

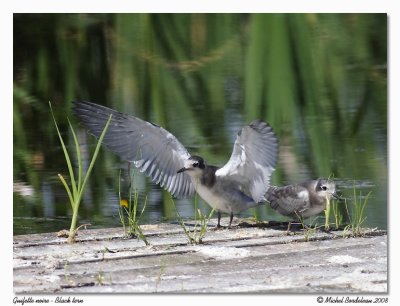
[50,101,112,243]
[344,186,372,237]
[118,167,149,245]
[172,195,214,244]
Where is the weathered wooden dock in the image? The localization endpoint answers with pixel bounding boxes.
[13,219,387,293]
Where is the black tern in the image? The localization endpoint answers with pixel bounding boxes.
[266,178,339,219]
[72,101,278,228]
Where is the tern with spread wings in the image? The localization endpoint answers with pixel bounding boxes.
[73,101,278,227]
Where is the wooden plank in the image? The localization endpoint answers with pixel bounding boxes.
[13,219,387,293]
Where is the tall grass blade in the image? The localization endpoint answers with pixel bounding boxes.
[118,169,127,234]
[78,114,112,201]
[58,174,74,208]
[67,117,83,196]
[324,195,331,230]
[49,101,77,202]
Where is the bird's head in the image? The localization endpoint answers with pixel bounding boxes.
[315,178,340,200]
[177,155,206,175]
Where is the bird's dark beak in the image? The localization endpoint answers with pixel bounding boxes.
[331,192,341,200]
[177,167,187,174]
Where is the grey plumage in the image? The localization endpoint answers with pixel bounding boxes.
[72,101,194,198]
[265,178,338,219]
[215,120,278,203]
[73,101,279,227]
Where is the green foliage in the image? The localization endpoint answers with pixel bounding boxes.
[50,102,112,243]
[295,213,321,242]
[343,187,372,237]
[324,195,332,231]
[332,200,345,230]
[323,184,371,236]
[172,196,214,244]
[118,168,149,245]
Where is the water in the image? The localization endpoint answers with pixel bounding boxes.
[13,13,387,234]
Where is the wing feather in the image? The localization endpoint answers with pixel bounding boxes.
[72,101,194,198]
[215,120,278,202]
[266,185,310,216]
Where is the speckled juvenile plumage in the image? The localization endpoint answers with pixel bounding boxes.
[266,179,337,219]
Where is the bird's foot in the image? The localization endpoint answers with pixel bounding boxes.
[212,224,224,231]
[285,221,303,234]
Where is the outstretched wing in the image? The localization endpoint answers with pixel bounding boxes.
[265,185,310,216]
[215,120,278,203]
[72,101,194,198]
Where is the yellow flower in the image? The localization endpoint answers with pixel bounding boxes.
[120,199,129,208]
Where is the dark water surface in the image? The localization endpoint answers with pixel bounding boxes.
[13,14,387,234]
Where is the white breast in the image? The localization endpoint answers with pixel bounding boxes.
[194,182,231,213]
[190,176,257,214]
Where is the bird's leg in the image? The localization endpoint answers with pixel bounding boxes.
[216,211,222,229]
[228,212,234,228]
[286,221,292,234]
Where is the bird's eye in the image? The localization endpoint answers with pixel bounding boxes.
[321,186,327,191]
[193,162,199,167]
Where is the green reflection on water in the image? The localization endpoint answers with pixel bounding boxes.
[13,13,387,234]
